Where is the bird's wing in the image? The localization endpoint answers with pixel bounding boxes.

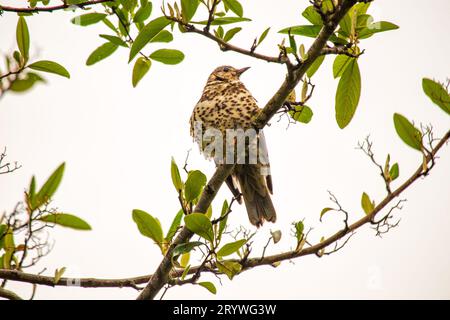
[258,130,273,194]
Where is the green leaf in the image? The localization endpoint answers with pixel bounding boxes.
[288,32,297,53]
[354,2,371,15]
[223,27,242,42]
[99,34,128,47]
[170,157,183,192]
[279,25,341,43]
[422,78,450,115]
[39,213,92,230]
[0,225,6,250]
[13,51,21,65]
[216,260,242,280]
[35,162,65,207]
[9,73,43,92]
[181,0,200,22]
[172,241,203,257]
[384,153,391,178]
[150,30,173,43]
[181,264,191,280]
[2,228,15,269]
[122,0,138,12]
[390,163,399,181]
[319,207,334,221]
[133,2,152,23]
[180,252,190,268]
[393,113,422,151]
[184,213,214,243]
[223,0,243,17]
[103,18,118,33]
[28,176,36,202]
[257,27,270,46]
[335,58,361,129]
[206,205,213,219]
[339,12,352,38]
[333,55,352,78]
[4,228,14,251]
[129,17,171,62]
[198,282,217,294]
[16,17,30,62]
[358,21,399,39]
[54,267,66,284]
[132,57,151,87]
[217,239,246,257]
[279,25,321,38]
[215,26,224,39]
[289,105,313,124]
[302,6,323,25]
[132,209,164,248]
[321,0,334,14]
[28,60,70,78]
[218,200,229,241]
[294,221,304,242]
[184,170,207,202]
[71,13,107,26]
[150,49,184,65]
[361,192,375,215]
[165,209,184,242]
[86,42,118,66]
[196,17,251,25]
[306,55,325,78]
[356,14,373,32]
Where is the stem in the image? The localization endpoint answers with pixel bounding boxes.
[0,0,113,13]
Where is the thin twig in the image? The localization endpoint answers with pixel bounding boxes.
[0,0,112,13]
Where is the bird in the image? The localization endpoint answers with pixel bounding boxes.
[190,65,276,227]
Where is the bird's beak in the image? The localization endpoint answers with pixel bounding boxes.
[236,67,251,77]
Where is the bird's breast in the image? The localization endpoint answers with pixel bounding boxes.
[191,82,259,134]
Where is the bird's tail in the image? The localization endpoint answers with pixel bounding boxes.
[235,164,276,227]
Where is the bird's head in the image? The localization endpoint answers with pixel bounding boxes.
[207,65,250,83]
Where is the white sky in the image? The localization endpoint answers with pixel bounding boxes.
[1,0,449,299]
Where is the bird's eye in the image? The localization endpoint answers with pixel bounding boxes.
[223,67,230,72]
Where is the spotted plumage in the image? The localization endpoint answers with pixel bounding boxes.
[190,66,276,227]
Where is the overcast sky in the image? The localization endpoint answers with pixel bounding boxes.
[1,0,449,299]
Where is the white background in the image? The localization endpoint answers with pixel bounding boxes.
[1,0,449,299]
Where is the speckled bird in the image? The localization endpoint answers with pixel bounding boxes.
[190,66,276,227]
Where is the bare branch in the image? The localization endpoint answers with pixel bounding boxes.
[321,45,365,58]
[239,130,449,270]
[326,191,350,230]
[165,16,288,64]
[0,0,113,13]
[204,0,220,32]
[357,136,392,194]
[0,269,151,289]
[0,147,22,175]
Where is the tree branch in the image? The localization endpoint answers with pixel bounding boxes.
[0,0,112,13]
[253,0,358,129]
[240,129,450,269]
[321,45,365,58]
[0,287,23,300]
[136,164,235,300]
[0,264,204,289]
[0,269,151,289]
[1,128,448,294]
[166,18,287,64]
[0,147,22,175]
[136,0,361,300]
